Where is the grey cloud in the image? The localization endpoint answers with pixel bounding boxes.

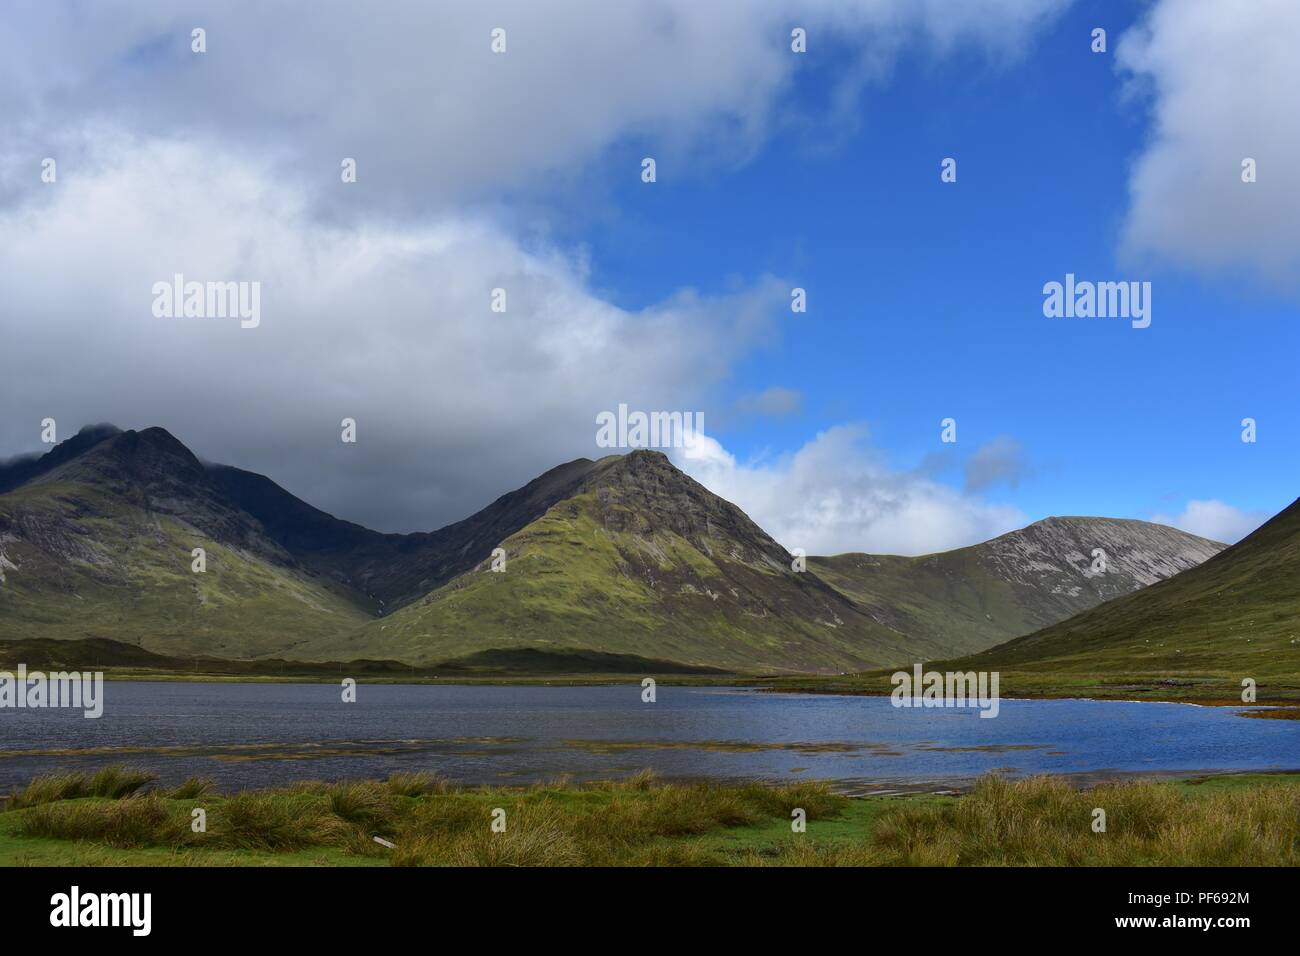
[964,436,1027,493]
[735,386,804,418]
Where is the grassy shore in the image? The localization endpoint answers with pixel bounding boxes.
[2,766,1297,866]
[7,636,1299,712]
[752,668,1300,710]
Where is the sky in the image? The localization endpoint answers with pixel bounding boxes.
[0,0,1296,555]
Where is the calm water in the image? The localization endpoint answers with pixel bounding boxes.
[1,682,1296,792]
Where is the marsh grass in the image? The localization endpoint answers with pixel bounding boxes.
[169,777,214,800]
[386,777,844,866]
[327,781,400,829]
[6,772,1297,866]
[860,775,1300,867]
[385,771,448,797]
[393,800,584,867]
[21,794,186,848]
[8,765,156,808]
[218,792,352,851]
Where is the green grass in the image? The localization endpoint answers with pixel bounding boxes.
[3,766,1297,867]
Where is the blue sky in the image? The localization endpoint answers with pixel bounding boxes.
[571,2,1297,537]
[0,0,1295,553]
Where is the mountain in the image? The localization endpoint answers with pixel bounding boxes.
[0,423,1231,673]
[306,448,941,672]
[954,497,1300,682]
[810,516,1224,660]
[0,426,371,657]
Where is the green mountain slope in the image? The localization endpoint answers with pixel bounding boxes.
[954,497,1300,682]
[0,428,371,657]
[811,516,1224,659]
[313,450,935,673]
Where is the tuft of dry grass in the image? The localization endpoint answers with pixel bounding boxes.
[385,771,449,797]
[327,781,401,830]
[218,792,352,851]
[393,800,583,867]
[7,766,156,809]
[169,777,214,800]
[20,794,185,848]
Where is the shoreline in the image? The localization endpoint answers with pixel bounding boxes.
[16,667,1299,713]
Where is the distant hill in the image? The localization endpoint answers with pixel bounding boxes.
[0,424,1232,673]
[811,516,1223,659]
[953,497,1300,682]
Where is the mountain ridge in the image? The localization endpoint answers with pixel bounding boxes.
[0,423,1233,672]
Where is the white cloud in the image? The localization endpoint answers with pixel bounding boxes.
[674,426,1026,556]
[1151,499,1269,544]
[0,138,783,532]
[0,0,1071,217]
[1117,0,1300,286]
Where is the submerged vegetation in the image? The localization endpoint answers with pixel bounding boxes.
[2,766,1297,866]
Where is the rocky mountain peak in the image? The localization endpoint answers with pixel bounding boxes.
[577,448,789,568]
[979,515,1224,592]
[0,422,123,494]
